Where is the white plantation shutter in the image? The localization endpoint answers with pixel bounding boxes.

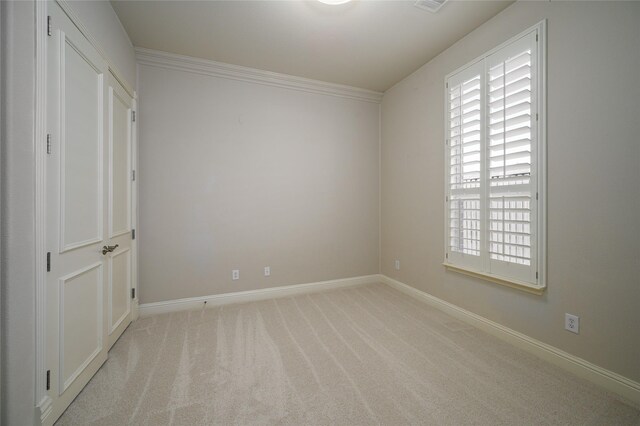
[447,62,484,270]
[486,32,538,282]
[444,24,544,288]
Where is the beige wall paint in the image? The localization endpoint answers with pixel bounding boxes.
[138,64,380,304]
[381,1,640,383]
[1,3,37,423]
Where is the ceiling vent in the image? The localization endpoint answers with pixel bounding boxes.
[414,0,448,13]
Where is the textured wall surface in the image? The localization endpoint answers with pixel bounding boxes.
[381,1,640,382]
[1,2,37,423]
[138,64,380,303]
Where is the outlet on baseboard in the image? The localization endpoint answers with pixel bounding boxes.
[394,260,400,270]
[264,266,271,277]
[565,313,579,334]
[232,269,239,281]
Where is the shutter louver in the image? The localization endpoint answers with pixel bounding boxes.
[448,71,482,258]
[488,45,533,267]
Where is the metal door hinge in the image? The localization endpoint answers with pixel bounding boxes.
[46,134,52,154]
[445,82,448,88]
[131,229,136,240]
[46,252,51,272]
[536,271,539,279]
[536,192,539,200]
[536,113,539,121]
[132,111,136,122]
[536,34,538,42]
[46,370,51,390]
[131,288,136,299]
[445,195,449,202]
[47,16,52,36]
[132,170,136,181]
[445,253,449,259]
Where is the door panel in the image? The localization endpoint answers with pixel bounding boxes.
[59,263,103,392]
[109,88,131,237]
[46,2,109,423]
[109,248,131,335]
[60,38,103,251]
[107,75,134,348]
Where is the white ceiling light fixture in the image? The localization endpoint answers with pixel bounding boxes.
[317,0,352,5]
[414,0,448,13]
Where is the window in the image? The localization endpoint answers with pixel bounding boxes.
[444,22,546,292]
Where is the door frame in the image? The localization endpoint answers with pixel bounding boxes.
[34,1,137,424]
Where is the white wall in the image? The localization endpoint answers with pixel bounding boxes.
[381,1,640,383]
[137,62,380,304]
[1,2,37,423]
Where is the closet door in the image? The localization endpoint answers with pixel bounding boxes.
[107,74,134,349]
[45,2,109,422]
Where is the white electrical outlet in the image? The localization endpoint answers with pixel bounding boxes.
[264,266,271,277]
[395,260,400,270]
[232,269,240,281]
[565,313,579,334]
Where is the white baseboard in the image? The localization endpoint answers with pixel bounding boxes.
[38,395,53,426]
[139,274,381,317]
[380,275,640,408]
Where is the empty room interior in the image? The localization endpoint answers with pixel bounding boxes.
[2,0,640,424]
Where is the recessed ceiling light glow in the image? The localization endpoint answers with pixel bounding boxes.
[414,0,448,13]
[317,0,352,5]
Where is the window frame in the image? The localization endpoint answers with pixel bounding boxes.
[443,20,547,294]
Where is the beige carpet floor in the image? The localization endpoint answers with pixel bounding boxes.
[57,283,640,425]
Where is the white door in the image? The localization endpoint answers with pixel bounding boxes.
[107,74,134,349]
[45,2,134,422]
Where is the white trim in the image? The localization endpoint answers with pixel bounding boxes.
[380,275,640,408]
[135,47,383,104]
[378,104,382,273]
[443,263,544,295]
[35,0,50,420]
[139,275,381,317]
[38,396,53,426]
[537,19,548,289]
[130,95,138,321]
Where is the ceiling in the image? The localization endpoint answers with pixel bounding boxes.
[111,0,513,92]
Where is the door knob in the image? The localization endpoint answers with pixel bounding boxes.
[102,244,119,255]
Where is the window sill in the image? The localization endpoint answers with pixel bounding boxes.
[443,263,546,295]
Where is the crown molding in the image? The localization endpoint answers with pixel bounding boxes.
[135,48,383,104]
